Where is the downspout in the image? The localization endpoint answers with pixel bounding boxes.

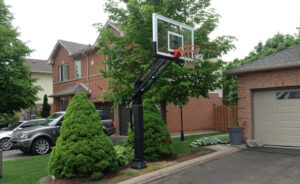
[86,54,90,91]
[86,44,91,91]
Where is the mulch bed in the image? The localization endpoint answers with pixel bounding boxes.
[39,149,214,184]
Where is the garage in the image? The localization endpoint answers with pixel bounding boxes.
[253,89,300,146]
[226,45,300,146]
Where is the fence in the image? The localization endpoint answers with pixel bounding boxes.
[214,104,238,131]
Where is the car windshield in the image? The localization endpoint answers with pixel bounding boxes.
[5,122,22,131]
[41,113,64,126]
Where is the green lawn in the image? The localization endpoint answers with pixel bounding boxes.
[0,154,50,184]
[172,132,227,157]
[0,132,227,184]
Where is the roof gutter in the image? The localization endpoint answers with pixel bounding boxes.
[225,62,300,75]
[70,46,97,58]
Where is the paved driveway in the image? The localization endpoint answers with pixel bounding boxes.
[146,147,300,184]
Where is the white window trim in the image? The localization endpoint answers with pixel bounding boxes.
[105,56,112,71]
[58,64,69,82]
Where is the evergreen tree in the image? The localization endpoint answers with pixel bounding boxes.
[125,99,173,161]
[40,95,51,118]
[48,93,118,180]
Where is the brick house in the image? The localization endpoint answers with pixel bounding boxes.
[48,22,223,135]
[226,45,300,147]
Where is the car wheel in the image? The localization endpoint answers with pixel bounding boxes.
[0,138,13,151]
[32,138,50,155]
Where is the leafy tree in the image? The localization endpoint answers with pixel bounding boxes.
[40,95,51,118]
[0,113,19,125]
[97,0,235,124]
[0,0,40,115]
[124,99,173,161]
[48,93,118,180]
[223,33,300,105]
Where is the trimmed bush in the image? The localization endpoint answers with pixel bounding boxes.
[125,99,173,161]
[114,145,134,166]
[47,93,118,180]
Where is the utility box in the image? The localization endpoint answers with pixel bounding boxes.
[228,126,243,145]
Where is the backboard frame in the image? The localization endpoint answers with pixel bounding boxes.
[152,13,194,62]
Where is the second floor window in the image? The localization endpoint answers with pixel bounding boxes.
[75,60,81,78]
[105,56,113,71]
[59,64,69,82]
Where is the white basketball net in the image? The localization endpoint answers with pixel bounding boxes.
[178,45,200,68]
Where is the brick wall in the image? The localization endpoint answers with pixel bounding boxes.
[237,68,300,139]
[166,93,222,133]
[52,46,110,111]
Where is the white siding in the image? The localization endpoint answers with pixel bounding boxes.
[31,73,53,104]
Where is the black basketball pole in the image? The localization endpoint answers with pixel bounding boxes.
[180,106,184,142]
[128,58,171,170]
[131,81,146,169]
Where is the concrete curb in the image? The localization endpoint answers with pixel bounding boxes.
[119,145,244,184]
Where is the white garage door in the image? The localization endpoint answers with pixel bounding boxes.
[253,89,300,147]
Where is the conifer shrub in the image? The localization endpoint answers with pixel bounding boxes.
[41,94,51,118]
[47,93,118,180]
[124,99,173,161]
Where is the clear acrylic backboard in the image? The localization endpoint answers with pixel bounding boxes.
[152,13,194,62]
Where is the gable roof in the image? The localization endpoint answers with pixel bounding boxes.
[48,21,122,65]
[49,83,90,97]
[105,21,123,35]
[48,40,96,64]
[25,58,52,74]
[226,45,300,75]
[59,40,89,55]
[93,21,123,45]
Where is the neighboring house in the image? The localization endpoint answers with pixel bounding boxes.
[48,21,223,135]
[226,45,300,147]
[48,22,120,132]
[23,58,53,118]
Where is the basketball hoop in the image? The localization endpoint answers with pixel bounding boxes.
[174,45,200,68]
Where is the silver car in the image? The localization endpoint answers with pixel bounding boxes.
[0,119,45,151]
[11,110,116,155]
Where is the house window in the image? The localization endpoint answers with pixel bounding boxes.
[75,60,81,79]
[105,56,113,71]
[60,98,69,111]
[276,91,300,99]
[58,64,69,82]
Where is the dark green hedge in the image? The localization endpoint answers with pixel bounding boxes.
[125,99,173,161]
[48,93,117,180]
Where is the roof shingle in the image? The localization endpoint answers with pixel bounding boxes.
[49,83,90,97]
[58,40,89,55]
[226,45,300,75]
[25,58,52,74]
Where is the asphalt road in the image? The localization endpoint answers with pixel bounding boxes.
[146,147,300,184]
[3,135,128,161]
